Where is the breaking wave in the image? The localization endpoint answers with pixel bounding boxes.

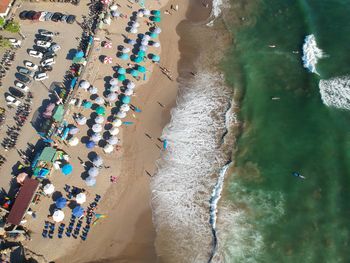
[207,0,229,26]
[151,71,233,263]
[302,34,324,75]
[319,76,350,110]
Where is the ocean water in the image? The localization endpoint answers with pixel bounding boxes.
[217,0,350,262]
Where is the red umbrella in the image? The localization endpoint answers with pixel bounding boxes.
[104,56,112,64]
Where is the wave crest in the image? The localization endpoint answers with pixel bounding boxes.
[302,34,324,75]
[319,76,350,110]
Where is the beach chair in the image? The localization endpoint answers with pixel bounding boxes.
[48,224,55,239]
[42,229,48,238]
[58,223,65,238]
[64,184,71,195]
[95,194,101,202]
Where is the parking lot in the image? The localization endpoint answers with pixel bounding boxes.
[0,1,90,192]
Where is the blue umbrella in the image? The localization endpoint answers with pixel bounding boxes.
[117,68,126,74]
[137,65,146,73]
[120,53,129,60]
[149,32,158,38]
[75,50,84,58]
[61,164,73,175]
[151,54,160,62]
[133,56,143,63]
[86,141,96,149]
[83,101,92,109]
[138,50,146,57]
[72,206,84,217]
[130,69,139,77]
[122,96,131,104]
[55,197,67,209]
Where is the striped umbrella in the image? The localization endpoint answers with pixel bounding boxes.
[104,56,112,64]
[104,42,112,48]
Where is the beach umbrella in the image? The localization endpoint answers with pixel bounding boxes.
[88,167,100,177]
[137,11,144,17]
[107,92,117,102]
[91,132,102,142]
[107,136,119,145]
[137,65,146,73]
[151,54,160,62]
[117,68,126,74]
[122,47,131,53]
[95,115,105,124]
[93,155,103,167]
[143,9,151,16]
[110,85,120,92]
[53,210,65,222]
[149,32,158,38]
[110,4,118,10]
[120,104,130,112]
[124,88,133,96]
[139,45,147,52]
[95,106,106,115]
[130,28,138,34]
[132,21,140,27]
[104,42,112,48]
[112,119,122,127]
[130,69,139,77]
[151,10,161,16]
[76,193,86,204]
[152,42,160,48]
[128,39,137,45]
[83,101,93,109]
[75,50,84,58]
[153,27,162,34]
[69,127,79,135]
[85,176,96,186]
[138,50,146,57]
[92,124,103,133]
[61,164,73,175]
[55,197,67,209]
[119,53,129,60]
[79,80,90,90]
[89,86,98,94]
[141,39,148,46]
[94,97,105,105]
[104,56,113,64]
[109,78,119,85]
[122,96,131,104]
[109,127,120,135]
[112,10,120,17]
[68,137,79,146]
[72,206,85,218]
[133,56,143,63]
[143,35,151,41]
[86,140,96,149]
[76,116,87,125]
[150,16,161,22]
[103,144,114,153]
[118,74,126,81]
[127,82,136,89]
[43,183,55,195]
[117,111,127,119]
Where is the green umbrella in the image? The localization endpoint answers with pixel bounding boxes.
[137,66,146,73]
[138,50,146,57]
[150,16,161,22]
[151,10,161,16]
[95,106,106,115]
[117,68,126,74]
[150,32,158,38]
[83,101,92,109]
[118,74,126,81]
[134,56,143,63]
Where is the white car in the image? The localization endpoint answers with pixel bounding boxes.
[5,95,21,106]
[49,44,61,52]
[15,81,29,92]
[8,38,21,47]
[24,61,38,70]
[39,30,54,37]
[41,58,55,67]
[36,40,51,48]
[29,50,43,58]
[34,72,49,81]
[39,12,48,21]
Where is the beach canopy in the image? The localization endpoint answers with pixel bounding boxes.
[43,183,55,195]
[119,53,129,60]
[117,111,127,119]
[122,96,131,104]
[89,86,98,94]
[151,54,160,62]
[95,106,106,115]
[152,42,160,48]
[109,127,120,135]
[128,39,137,45]
[103,144,114,153]
[94,97,105,105]
[151,10,161,16]
[61,164,73,175]
[130,69,139,77]
[107,92,117,102]
[72,206,85,217]
[139,45,147,52]
[104,42,112,48]
[110,85,120,93]
[95,115,105,124]
[76,193,86,204]
[127,82,136,89]
[92,124,103,133]
[117,68,126,74]
[120,104,130,112]
[124,88,133,96]
[104,56,113,64]
[68,137,79,146]
[107,136,119,145]
[137,65,146,73]
[53,210,65,222]
[85,176,96,186]
[76,116,87,125]
[109,78,119,85]
[91,132,102,142]
[83,101,93,109]
[86,140,96,149]
[79,80,90,90]
[122,47,131,53]
[69,127,79,135]
[118,74,126,81]
[93,155,103,167]
[153,27,162,34]
[112,119,122,127]
[133,56,143,63]
[88,167,100,177]
[150,16,161,22]
[55,197,67,209]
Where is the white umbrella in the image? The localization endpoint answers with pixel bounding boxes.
[107,136,119,145]
[92,124,103,133]
[88,167,100,177]
[128,39,137,45]
[109,78,119,85]
[112,10,120,17]
[93,156,103,167]
[69,127,79,135]
[109,127,120,135]
[130,28,138,34]
[107,92,117,102]
[110,85,120,92]
[110,5,118,11]
[132,21,140,28]
[76,193,86,204]
[68,137,79,146]
[154,27,162,34]
[143,9,151,16]
[94,97,105,105]
[143,35,151,41]
[95,115,105,124]
[139,45,147,52]
[91,132,102,142]
[53,210,65,222]
[120,104,130,112]
[112,119,122,127]
[122,47,131,53]
[76,116,87,125]
[137,11,144,17]
[117,111,127,119]
[127,82,135,89]
[89,86,98,94]
[124,88,134,96]
[152,42,160,48]
[79,80,90,90]
[85,176,96,186]
[141,39,148,46]
[103,144,114,153]
[43,184,55,195]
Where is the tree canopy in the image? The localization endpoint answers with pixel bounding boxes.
[4,21,20,33]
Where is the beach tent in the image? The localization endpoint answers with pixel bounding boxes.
[130,69,139,77]
[112,119,122,127]
[79,80,90,90]
[68,137,79,146]
[93,155,103,167]
[55,197,67,209]
[91,133,102,142]
[118,74,126,81]
[95,106,106,115]
[137,65,146,73]
[107,136,119,145]
[119,53,129,60]
[85,176,96,186]
[110,85,120,93]
[109,127,120,135]
[76,116,87,125]
[53,210,65,222]
[95,115,105,124]
[92,124,103,133]
[61,164,73,175]
[117,111,127,119]
[127,82,136,89]
[109,78,119,85]
[103,144,114,153]
[107,92,117,102]
[43,183,55,195]
[120,104,130,112]
[117,68,126,74]
[88,167,100,177]
[94,97,105,105]
[76,193,86,204]
[72,206,85,218]
[124,88,133,96]
[83,101,93,109]
[89,86,98,95]
[122,96,131,104]
[86,141,96,149]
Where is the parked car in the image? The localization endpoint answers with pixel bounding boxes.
[36,40,51,48]
[39,30,54,37]
[18,67,34,77]
[24,61,38,70]
[28,50,43,58]
[36,35,52,42]
[16,73,31,84]
[49,43,61,52]
[9,87,25,99]
[24,10,36,20]
[15,81,29,92]
[60,15,68,22]
[19,11,29,20]
[5,95,21,106]
[34,72,49,81]
[51,12,63,22]
[41,65,53,72]
[8,38,21,47]
[39,12,48,21]
[34,46,48,54]
[44,12,54,21]
[43,51,57,60]
[66,15,76,24]
[41,58,55,67]
[32,12,41,20]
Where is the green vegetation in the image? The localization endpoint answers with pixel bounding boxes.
[0,37,11,49]
[0,17,5,27]
[4,21,20,33]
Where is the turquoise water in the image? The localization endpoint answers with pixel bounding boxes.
[223,0,350,262]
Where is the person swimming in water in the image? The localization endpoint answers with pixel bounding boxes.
[292,172,306,179]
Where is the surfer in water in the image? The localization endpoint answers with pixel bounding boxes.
[268,45,276,48]
[292,172,306,179]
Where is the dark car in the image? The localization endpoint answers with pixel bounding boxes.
[41,65,53,72]
[9,87,25,99]
[33,46,48,54]
[42,50,57,60]
[25,11,36,20]
[16,73,31,84]
[66,15,76,24]
[36,35,52,42]
[19,11,28,20]
[32,12,41,20]
[51,12,63,22]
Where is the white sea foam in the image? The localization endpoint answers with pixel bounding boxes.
[206,0,228,26]
[319,76,350,110]
[302,34,324,75]
[151,71,233,262]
